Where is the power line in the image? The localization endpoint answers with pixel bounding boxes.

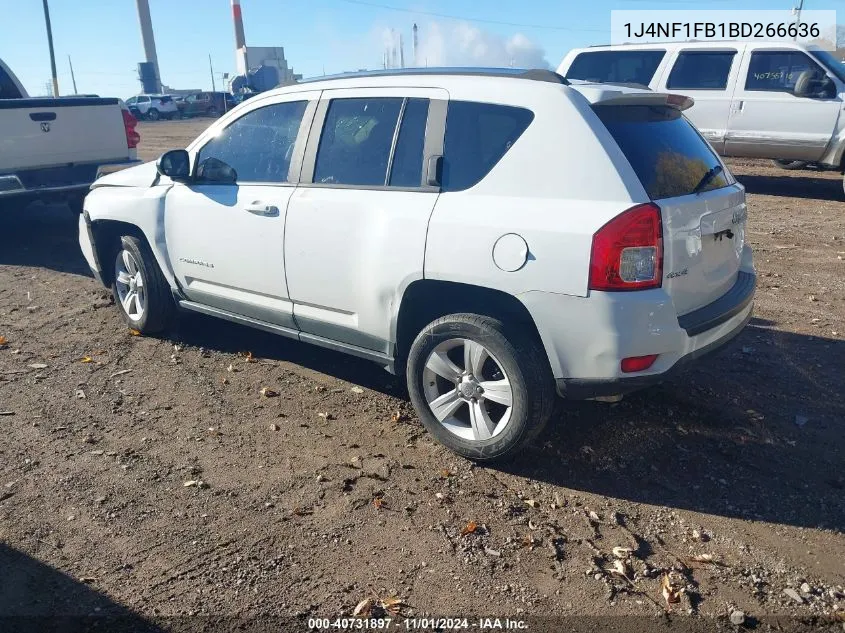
[332,0,606,32]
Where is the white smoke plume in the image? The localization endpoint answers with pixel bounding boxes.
[383,21,549,69]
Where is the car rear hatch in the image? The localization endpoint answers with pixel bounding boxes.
[0,97,129,173]
[584,87,747,318]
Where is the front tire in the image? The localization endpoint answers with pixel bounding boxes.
[112,236,175,334]
[406,313,555,461]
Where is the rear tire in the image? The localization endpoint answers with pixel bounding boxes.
[66,193,85,215]
[147,108,160,121]
[406,313,555,462]
[772,159,808,171]
[207,106,218,117]
[111,235,175,334]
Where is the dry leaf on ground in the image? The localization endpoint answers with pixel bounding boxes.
[461,520,478,536]
[661,574,682,605]
[689,553,717,564]
[259,387,279,398]
[353,598,374,617]
[128,329,141,336]
[81,356,94,363]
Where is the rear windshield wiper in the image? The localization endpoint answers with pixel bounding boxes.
[692,165,723,195]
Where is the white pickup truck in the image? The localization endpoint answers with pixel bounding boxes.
[558,41,845,192]
[0,57,141,213]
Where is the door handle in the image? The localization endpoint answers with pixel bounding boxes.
[244,202,279,216]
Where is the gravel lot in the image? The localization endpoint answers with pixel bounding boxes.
[1,119,844,630]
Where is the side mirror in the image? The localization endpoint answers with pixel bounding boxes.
[156,149,190,181]
[196,157,237,184]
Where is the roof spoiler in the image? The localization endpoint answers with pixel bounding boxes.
[576,86,695,111]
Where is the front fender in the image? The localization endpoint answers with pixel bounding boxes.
[84,184,177,288]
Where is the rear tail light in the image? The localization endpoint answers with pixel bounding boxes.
[122,109,140,149]
[621,354,659,373]
[589,203,663,291]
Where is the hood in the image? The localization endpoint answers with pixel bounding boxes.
[91,160,159,189]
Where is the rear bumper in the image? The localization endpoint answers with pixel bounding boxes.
[558,308,751,399]
[519,246,756,399]
[0,159,141,201]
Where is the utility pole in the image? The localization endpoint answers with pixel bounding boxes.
[792,0,805,40]
[42,0,59,96]
[209,54,216,92]
[67,55,78,94]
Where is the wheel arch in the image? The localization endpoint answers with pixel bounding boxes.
[393,279,550,376]
[89,219,175,290]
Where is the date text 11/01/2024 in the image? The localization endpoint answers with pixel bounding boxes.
[308,618,529,630]
[623,21,821,39]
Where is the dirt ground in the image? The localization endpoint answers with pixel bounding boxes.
[1,119,844,631]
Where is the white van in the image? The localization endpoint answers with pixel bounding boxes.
[558,41,845,188]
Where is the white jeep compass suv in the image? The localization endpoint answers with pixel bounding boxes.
[79,68,756,461]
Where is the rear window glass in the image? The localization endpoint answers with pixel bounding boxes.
[596,105,730,200]
[0,65,23,99]
[442,101,534,192]
[566,50,665,87]
[667,51,736,90]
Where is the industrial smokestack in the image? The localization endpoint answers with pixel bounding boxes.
[399,33,405,68]
[135,0,161,92]
[413,23,418,67]
[231,0,248,76]
[232,0,246,50]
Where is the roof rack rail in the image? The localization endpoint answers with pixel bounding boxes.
[298,67,569,85]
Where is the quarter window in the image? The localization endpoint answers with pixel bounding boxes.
[195,100,307,183]
[745,51,826,92]
[667,51,736,90]
[314,98,403,186]
[442,101,534,192]
[566,50,666,86]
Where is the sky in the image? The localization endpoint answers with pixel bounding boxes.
[1,0,841,98]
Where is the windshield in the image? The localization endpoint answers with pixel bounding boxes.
[596,104,731,200]
[809,50,845,83]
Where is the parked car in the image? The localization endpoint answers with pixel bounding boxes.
[180,91,236,118]
[558,41,845,191]
[78,68,755,460]
[125,94,179,121]
[0,57,140,214]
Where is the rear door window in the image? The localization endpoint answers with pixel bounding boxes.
[745,50,826,92]
[442,101,534,192]
[388,98,430,187]
[196,100,308,183]
[313,97,403,186]
[596,105,730,200]
[566,50,665,86]
[667,51,736,90]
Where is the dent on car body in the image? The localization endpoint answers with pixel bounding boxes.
[91,160,160,189]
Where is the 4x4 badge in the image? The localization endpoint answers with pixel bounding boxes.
[40,122,51,133]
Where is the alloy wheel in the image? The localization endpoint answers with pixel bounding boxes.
[421,338,514,442]
[114,249,146,322]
